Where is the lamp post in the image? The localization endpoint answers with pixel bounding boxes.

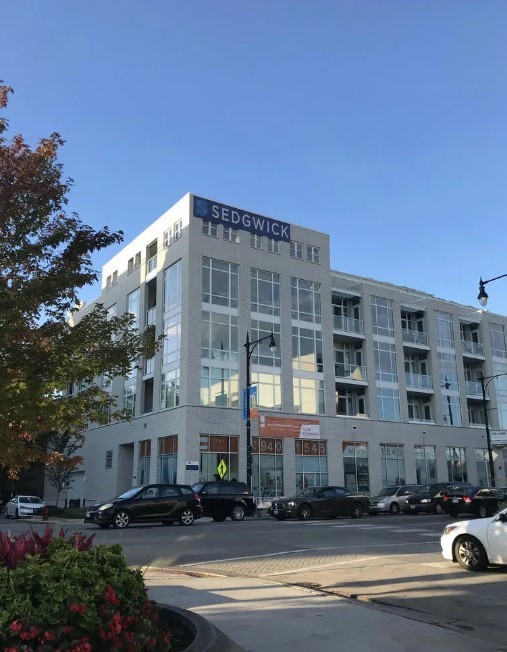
[478,273,507,307]
[244,331,277,492]
[478,371,507,487]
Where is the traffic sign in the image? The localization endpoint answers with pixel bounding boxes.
[217,459,227,479]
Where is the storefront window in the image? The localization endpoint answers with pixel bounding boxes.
[138,440,151,485]
[343,442,369,493]
[199,435,239,482]
[446,446,467,482]
[415,445,437,484]
[475,448,490,487]
[380,444,405,486]
[252,437,283,499]
[158,436,178,484]
[295,440,328,491]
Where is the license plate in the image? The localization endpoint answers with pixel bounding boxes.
[452,499,459,503]
[273,510,278,515]
[410,505,415,510]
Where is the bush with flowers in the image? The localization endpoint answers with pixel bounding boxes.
[0,527,172,651]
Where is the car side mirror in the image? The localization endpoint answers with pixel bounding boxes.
[497,513,507,523]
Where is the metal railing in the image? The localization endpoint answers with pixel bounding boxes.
[146,307,156,326]
[461,340,484,356]
[146,254,157,274]
[333,315,364,334]
[402,329,429,346]
[405,372,433,389]
[334,363,367,381]
[465,380,483,396]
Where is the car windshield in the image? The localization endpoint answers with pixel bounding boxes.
[192,483,204,492]
[115,486,143,500]
[297,488,321,497]
[24,497,43,504]
[374,487,398,497]
[415,485,436,493]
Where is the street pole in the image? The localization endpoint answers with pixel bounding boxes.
[479,374,496,487]
[244,330,277,493]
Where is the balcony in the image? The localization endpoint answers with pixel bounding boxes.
[465,380,482,396]
[146,254,158,276]
[146,307,156,326]
[144,357,155,376]
[461,340,485,357]
[402,329,429,348]
[333,316,365,341]
[405,372,433,392]
[335,363,367,384]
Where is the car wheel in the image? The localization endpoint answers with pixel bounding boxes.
[98,524,110,529]
[231,505,246,521]
[179,509,195,526]
[112,510,130,528]
[454,535,488,572]
[434,503,444,515]
[298,504,312,521]
[478,505,488,518]
[212,516,226,522]
[351,503,363,519]
[390,503,400,515]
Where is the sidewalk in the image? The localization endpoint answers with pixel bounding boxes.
[143,567,506,652]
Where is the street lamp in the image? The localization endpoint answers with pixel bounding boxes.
[478,371,507,487]
[478,273,507,307]
[244,330,277,492]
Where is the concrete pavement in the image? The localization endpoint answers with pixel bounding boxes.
[143,566,507,652]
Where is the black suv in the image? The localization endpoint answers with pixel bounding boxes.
[192,481,256,521]
[84,484,203,529]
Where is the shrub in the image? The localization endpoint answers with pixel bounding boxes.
[0,527,171,651]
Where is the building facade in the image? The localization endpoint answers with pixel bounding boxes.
[47,193,507,506]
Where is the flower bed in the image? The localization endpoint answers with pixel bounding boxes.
[0,527,174,651]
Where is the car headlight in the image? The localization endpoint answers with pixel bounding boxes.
[421,499,431,503]
[287,501,296,507]
[443,525,458,536]
[376,502,385,507]
[98,503,113,511]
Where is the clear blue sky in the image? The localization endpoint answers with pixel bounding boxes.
[2,1,507,312]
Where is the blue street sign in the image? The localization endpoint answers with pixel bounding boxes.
[242,386,257,420]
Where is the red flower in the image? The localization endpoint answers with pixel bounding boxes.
[9,621,22,632]
[103,585,120,605]
[70,603,87,615]
[61,625,74,633]
[44,630,57,641]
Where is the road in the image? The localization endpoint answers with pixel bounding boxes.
[2,512,507,647]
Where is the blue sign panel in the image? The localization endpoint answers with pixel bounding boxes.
[193,195,290,242]
[242,386,258,420]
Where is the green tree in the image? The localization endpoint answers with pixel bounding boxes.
[0,84,156,476]
[43,431,83,507]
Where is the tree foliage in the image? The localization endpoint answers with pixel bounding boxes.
[0,84,155,476]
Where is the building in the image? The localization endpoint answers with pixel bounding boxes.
[46,193,507,506]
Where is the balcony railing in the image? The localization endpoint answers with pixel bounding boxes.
[405,373,433,390]
[465,380,483,396]
[146,307,156,326]
[402,329,429,346]
[335,363,367,381]
[146,254,157,274]
[333,315,364,335]
[461,340,484,356]
[144,357,155,375]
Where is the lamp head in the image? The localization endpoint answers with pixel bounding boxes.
[478,278,488,307]
[269,332,277,353]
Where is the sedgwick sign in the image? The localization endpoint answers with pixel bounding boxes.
[193,195,291,242]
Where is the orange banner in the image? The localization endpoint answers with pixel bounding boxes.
[258,416,320,438]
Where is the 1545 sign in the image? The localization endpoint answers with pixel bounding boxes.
[295,440,327,456]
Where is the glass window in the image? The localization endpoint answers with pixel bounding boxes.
[306,245,320,264]
[442,394,462,426]
[138,440,151,485]
[374,341,398,382]
[127,288,140,330]
[251,269,280,316]
[250,320,281,367]
[202,257,239,308]
[163,314,181,365]
[371,296,394,337]
[295,440,327,491]
[123,385,136,417]
[163,260,182,313]
[251,372,282,410]
[161,369,180,409]
[201,311,238,362]
[292,326,323,372]
[380,444,405,486]
[202,220,218,237]
[415,445,437,484]
[435,311,455,349]
[291,277,321,323]
[267,238,279,254]
[490,323,507,358]
[252,437,284,498]
[407,397,432,422]
[342,442,369,493]
[293,377,325,415]
[223,226,239,242]
[158,436,178,484]
[290,241,303,260]
[199,435,239,482]
[438,352,459,391]
[446,446,468,482]
[250,233,263,249]
[200,367,239,408]
[377,388,401,421]
[475,448,491,487]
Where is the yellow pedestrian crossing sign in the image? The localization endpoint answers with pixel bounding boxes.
[217,459,227,479]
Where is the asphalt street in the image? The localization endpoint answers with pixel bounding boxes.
[2,512,507,647]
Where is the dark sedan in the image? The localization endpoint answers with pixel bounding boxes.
[269,486,370,521]
[441,486,506,518]
[84,483,203,528]
[404,482,472,514]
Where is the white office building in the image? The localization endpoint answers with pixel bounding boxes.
[48,193,507,506]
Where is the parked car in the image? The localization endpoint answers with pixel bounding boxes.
[440,486,505,518]
[5,495,46,519]
[192,481,256,521]
[84,484,202,528]
[404,482,472,514]
[269,486,370,521]
[441,506,507,571]
[369,485,421,515]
